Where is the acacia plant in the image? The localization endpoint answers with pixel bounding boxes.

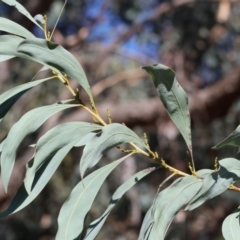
[0,1,240,239]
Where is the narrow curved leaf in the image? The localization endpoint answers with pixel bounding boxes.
[0,138,5,154]
[0,35,25,63]
[0,76,54,121]
[211,158,240,192]
[142,64,192,156]
[31,65,49,81]
[138,206,153,240]
[1,104,78,192]
[0,143,77,217]
[222,209,240,240]
[213,125,240,149]
[0,17,35,39]
[138,173,176,240]
[2,0,43,29]
[144,223,154,240]
[56,153,133,240]
[186,158,240,211]
[149,176,202,239]
[74,132,96,147]
[185,170,215,211]
[197,169,214,177]
[17,39,93,99]
[80,123,147,177]
[85,167,157,240]
[24,122,102,193]
[0,139,5,169]
[0,55,14,62]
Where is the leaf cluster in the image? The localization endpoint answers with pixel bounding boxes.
[0,1,240,239]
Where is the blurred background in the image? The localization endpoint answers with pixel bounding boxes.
[1,0,240,239]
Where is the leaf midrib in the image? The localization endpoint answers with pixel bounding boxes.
[158,71,189,139]
[64,156,130,239]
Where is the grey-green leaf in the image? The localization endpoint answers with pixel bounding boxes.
[222,209,240,240]
[0,55,14,62]
[213,125,240,149]
[0,17,35,39]
[142,64,192,156]
[138,206,154,240]
[149,176,202,240]
[0,76,54,121]
[17,39,93,99]
[85,167,157,240]
[2,0,43,29]
[74,132,96,147]
[139,173,176,240]
[0,143,76,217]
[0,35,25,63]
[185,170,215,211]
[197,169,214,177]
[1,104,78,192]
[186,158,240,211]
[34,14,44,27]
[56,153,133,240]
[0,139,5,155]
[80,123,147,178]
[24,122,102,193]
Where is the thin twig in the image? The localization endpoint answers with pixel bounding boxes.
[50,0,68,41]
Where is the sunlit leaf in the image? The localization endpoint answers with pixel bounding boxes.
[0,138,5,155]
[74,132,95,147]
[1,104,78,192]
[144,223,154,240]
[24,122,102,193]
[138,173,176,240]
[0,76,54,121]
[138,206,153,240]
[0,143,76,217]
[222,209,240,240]
[17,39,93,99]
[80,123,147,178]
[196,169,214,177]
[149,176,202,239]
[213,125,240,149]
[34,14,44,27]
[186,158,240,211]
[142,64,192,157]
[31,65,49,81]
[0,55,13,62]
[0,35,25,63]
[2,0,43,29]
[185,170,214,211]
[85,167,157,239]
[56,153,133,240]
[0,17,35,39]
